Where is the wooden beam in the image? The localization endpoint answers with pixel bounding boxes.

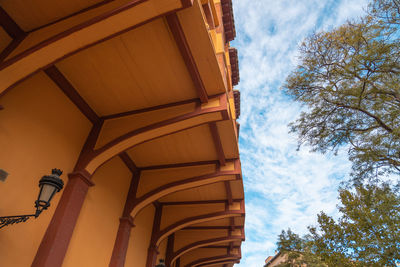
[229,217,235,232]
[102,98,201,120]
[140,160,220,171]
[184,255,240,267]
[169,235,244,266]
[181,0,194,7]
[0,0,191,95]
[84,94,229,174]
[224,181,233,205]
[0,7,26,63]
[0,7,25,39]
[29,0,114,33]
[203,245,240,249]
[209,122,226,166]
[183,226,243,230]
[155,209,244,246]
[166,13,208,103]
[119,152,138,174]
[0,37,25,62]
[44,66,99,124]
[165,234,175,267]
[161,199,242,206]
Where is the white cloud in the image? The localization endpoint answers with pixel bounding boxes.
[231,0,368,266]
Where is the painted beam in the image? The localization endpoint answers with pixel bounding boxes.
[78,94,229,174]
[166,13,208,103]
[184,255,240,267]
[130,160,241,217]
[0,7,25,38]
[0,0,191,96]
[169,235,244,266]
[155,209,244,246]
[209,122,226,166]
[44,66,99,124]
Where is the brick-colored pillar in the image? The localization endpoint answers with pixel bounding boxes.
[32,171,94,267]
[109,216,135,267]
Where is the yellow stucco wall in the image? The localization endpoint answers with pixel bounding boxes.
[125,204,155,267]
[0,71,92,267]
[62,156,131,267]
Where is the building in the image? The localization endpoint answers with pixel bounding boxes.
[0,0,243,266]
[265,252,287,267]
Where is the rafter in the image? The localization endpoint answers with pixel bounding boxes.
[130,162,241,217]
[0,0,193,95]
[166,13,208,103]
[44,66,99,124]
[209,122,226,166]
[168,234,244,266]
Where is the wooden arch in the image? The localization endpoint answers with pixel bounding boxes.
[168,233,244,266]
[155,203,244,247]
[74,93,229,176]
[184,254,241,267]
[129,159,241,218]
[0,0,193,94]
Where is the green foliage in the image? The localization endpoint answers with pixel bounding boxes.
[277,1,400,266]
[283,0,400,181]
[277,183,400,266]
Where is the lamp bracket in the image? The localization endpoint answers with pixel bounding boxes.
[0,214,36,229]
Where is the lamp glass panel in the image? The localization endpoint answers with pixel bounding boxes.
[39,184,56,203]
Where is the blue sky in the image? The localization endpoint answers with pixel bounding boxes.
[231,0,369,266]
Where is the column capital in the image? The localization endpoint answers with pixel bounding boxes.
[119,216,135,227]
[148,244,159,254]
[68,170,94,187]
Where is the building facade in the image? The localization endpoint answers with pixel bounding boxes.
[0,0,243,266]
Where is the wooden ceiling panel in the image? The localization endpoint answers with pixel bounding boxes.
[217,120,239,160]
[180,247,236,266]
[230,180,244,200]
[127,124,217,167]
[136,164,216,198]
[189,218,231,227]
[177,0,226,96]
[57,18,197,116]
[161,203,226,230]
[234,216,245,226]
[174,229,228,251]
[1,0,105,31]
[95,103,197,149]
[159,181,228,203]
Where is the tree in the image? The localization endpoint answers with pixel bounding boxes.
[277,183,400,266]
[283,0,400,181]
[370,0,400,26]
[272,229,326,267]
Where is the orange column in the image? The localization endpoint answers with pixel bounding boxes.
[32,171,94,267]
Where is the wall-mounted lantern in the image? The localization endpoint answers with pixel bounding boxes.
[155,259,166,267]
[0,169,64,229]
